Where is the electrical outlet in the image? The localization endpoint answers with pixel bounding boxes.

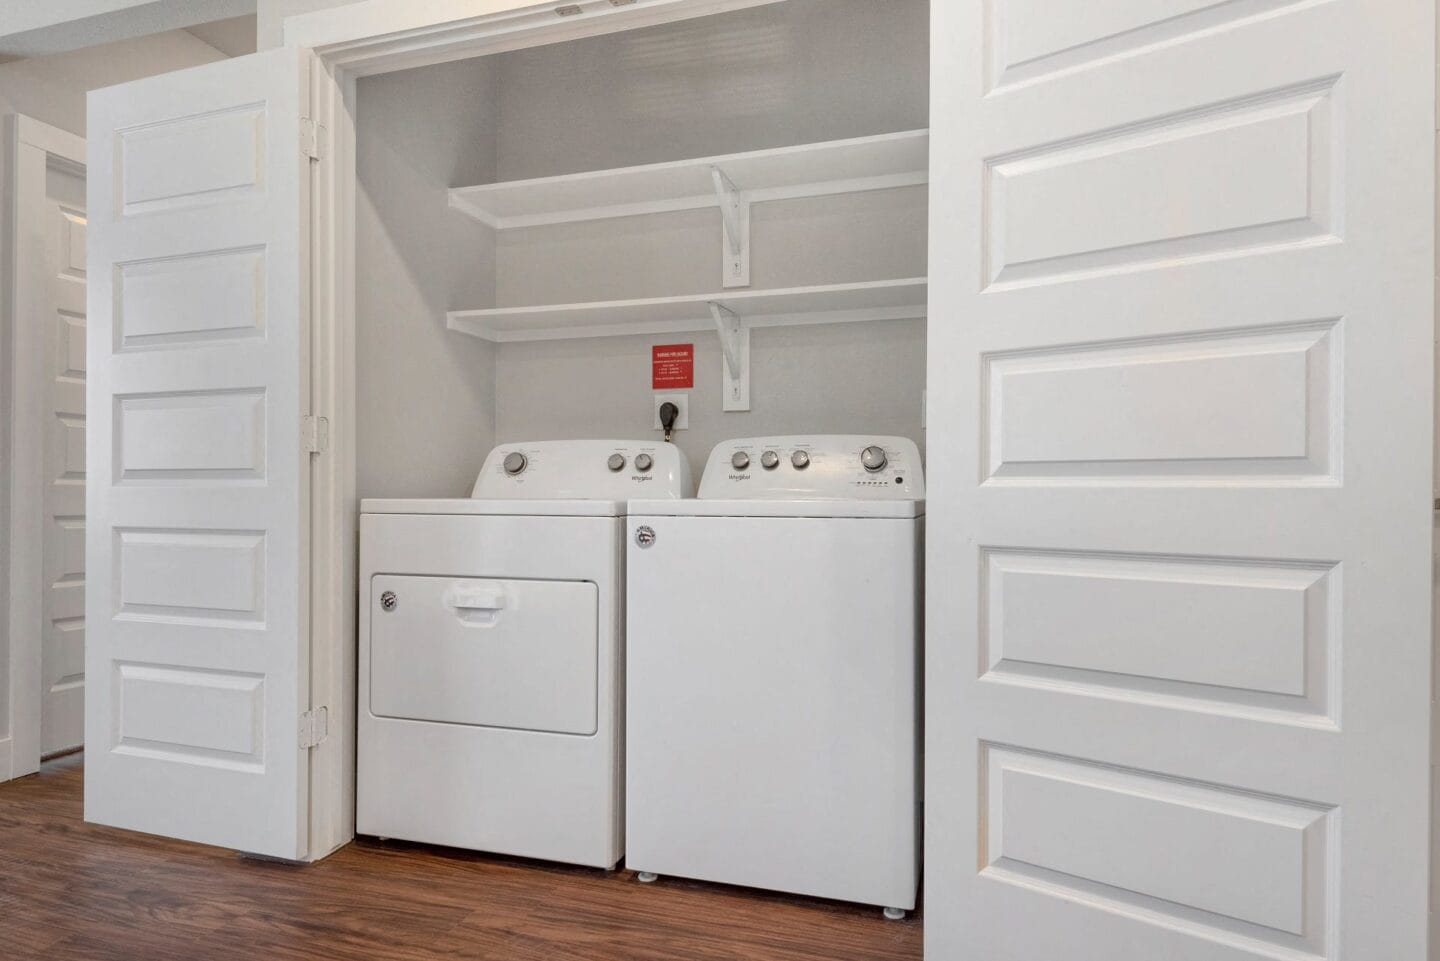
[654,393,690,431]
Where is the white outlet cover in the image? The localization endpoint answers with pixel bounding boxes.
[654,392,690,430]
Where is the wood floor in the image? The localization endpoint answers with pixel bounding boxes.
[0,755,921,960]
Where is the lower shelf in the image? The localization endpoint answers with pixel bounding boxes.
[446,278,928,342]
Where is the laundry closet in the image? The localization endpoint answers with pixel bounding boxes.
[351,0,930,494]
[78,0,1440,956]
[345,0,931,914]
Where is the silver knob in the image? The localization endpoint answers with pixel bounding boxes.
[861,445,888,472]
[608,453,626,472]
[503,452,527,475]
[791,450,810,470]
[760,450,780,470]
[635,453,654,473]
[731,451,751,470]
[380,591,398,612]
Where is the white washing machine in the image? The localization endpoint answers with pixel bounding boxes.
[358,440,691,868]
[625,435,924,917]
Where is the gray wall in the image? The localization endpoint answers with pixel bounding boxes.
[493,0,930,179]
[495,319,926,470]
[355,58,500,498]
[351,0,929,486]
[257,0,364,49]
[489,0,930,476]
[0,30,226,135]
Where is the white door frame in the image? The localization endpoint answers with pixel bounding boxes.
[279,0,790,860]
[2,114,85,784]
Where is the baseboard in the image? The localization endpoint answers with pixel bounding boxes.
[0,736,12,783]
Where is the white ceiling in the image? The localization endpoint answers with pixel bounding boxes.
[0,0,255,58]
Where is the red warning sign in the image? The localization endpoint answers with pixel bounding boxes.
[652,343,694,390]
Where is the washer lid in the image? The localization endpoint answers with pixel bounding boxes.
[362,498,627,517]
[626,498,925,519]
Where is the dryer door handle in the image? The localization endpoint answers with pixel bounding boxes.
[445,586,508,625]
[446,587,507,611]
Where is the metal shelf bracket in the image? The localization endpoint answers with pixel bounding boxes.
[710,165,751,289]
[709,301,751,411]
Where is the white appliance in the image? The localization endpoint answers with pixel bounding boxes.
[358,440,691,868]
[625,435,924,916]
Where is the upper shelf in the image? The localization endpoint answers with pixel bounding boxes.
[449,129,929,230]
[448,278,928,342]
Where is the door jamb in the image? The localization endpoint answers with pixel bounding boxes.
[2,114,85,784]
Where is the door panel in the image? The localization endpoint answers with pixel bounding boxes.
[369,575,599,735]
[85,48,315,859]
[927,1,1434,958]
[41,161,87,757]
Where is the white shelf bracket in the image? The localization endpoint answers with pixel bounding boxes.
[709,301,751,411]
[710,165,751,289]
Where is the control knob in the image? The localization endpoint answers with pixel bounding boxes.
[503,452,527,476]
[791,450,810,470]
[861,445,888,473]
[760,450,780,470]
[731,451,751,470]
[635,453,654,473]
[608,453,626,472]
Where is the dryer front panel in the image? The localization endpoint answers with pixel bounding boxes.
[369,574,598,736]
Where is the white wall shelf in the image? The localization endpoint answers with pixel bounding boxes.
[446,278,928,343]
[449,129,929,230]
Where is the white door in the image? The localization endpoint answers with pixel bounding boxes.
[927,3,1434,960]
[40,154,88,758]
[86,47,317,859]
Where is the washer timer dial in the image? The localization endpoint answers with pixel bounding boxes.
[861,445,888,473]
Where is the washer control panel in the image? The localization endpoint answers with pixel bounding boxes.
[473,440,692,499]
[698,435,924,499]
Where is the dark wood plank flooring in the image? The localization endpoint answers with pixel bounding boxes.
[0,755,921,960]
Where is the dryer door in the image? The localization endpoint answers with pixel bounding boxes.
[369,575,598,735]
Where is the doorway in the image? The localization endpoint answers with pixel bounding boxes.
[3,113,87,782]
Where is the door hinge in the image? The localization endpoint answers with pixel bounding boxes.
[301,118,325,162]
[302,415,330,454]
[299,707,329,749]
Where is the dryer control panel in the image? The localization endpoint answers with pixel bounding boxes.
[473,440,692,499]
[697,435,924,499]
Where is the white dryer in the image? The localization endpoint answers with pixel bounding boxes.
[625,435,924,916]
[359,440,690,868]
